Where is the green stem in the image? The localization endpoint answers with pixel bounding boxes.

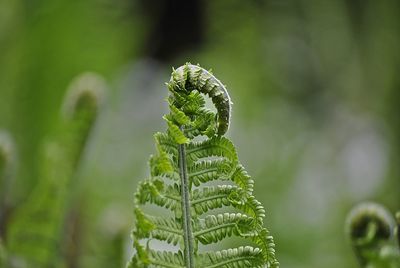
[178,138,195,268]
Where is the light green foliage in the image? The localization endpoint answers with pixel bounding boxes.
[6,73,105,267]
[346,202,400,268]
[0,131,14,268]
[0,131,14,220]
[396,212,400,248]
[0,238,6,268]
[128,63,278,268]
[0,131,14,207]
[0,133,10,180]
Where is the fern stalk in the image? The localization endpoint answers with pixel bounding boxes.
[178,136,195,268]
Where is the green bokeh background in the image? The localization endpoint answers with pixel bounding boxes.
[0,0,399,267]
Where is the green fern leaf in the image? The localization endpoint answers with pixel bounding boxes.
[198,246,265,268]
[194,213,256,244]
[135,209,183,246]
[129,240,185,268]
[190,185,246,214]
[135,179,181,212]
[129,63,279,268]
[186,136,237,162]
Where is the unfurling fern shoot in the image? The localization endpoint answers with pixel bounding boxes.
[129,63,279,268]
[346,202,400,268]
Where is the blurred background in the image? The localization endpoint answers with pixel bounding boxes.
[0,0,399,267]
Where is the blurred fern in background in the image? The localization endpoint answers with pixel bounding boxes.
[4,73,105,267]
[346,202,400,268]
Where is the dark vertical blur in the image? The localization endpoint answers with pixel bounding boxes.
[138,0,205,62]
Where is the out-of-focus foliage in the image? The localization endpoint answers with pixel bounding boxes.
[0,131,15,236]
[0,0,399,267]
[5,73,104,267]
[346,202,400,268]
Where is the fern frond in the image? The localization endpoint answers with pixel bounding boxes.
[135,179,181,216]
[187,136,237,162]
[185,109,217,138]
[188,160,254,196]
[197,246,264,268]
[167,104,191,126]
[188,159,232,186]
[155,132,178,157]
[230,164,254,196]
[251,229,279,266]
[237,196,266,224]
[167,121,190,145]
[129,240,185,268]
[129,63,279,268]
[191,185,246,214]
[169,64,231,136]
[149,152,177,179]
[194,213,256,245]
[135,209,183,246]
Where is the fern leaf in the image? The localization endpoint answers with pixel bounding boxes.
[129,241,185,268]
[185,109,217,138]
[251,228,279,266]
[129,63,279,268]
[135,179,181,216]
[188,159,232,186]
[187,136,237,162]
[191,185,246,214]
[168,104,191,126]
[191,187,265,225]
[135,209,183,246]
[167,121,190,145]
[194,213,256,245]
[197,246,264,268]
[155,132,178,157]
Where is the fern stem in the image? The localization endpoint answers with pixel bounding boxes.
[178,135,195,268]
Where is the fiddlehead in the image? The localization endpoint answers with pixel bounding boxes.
[169,64,231,136]
[6,73,105,267]
[129,63,279,268]
[346,202,400,267]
